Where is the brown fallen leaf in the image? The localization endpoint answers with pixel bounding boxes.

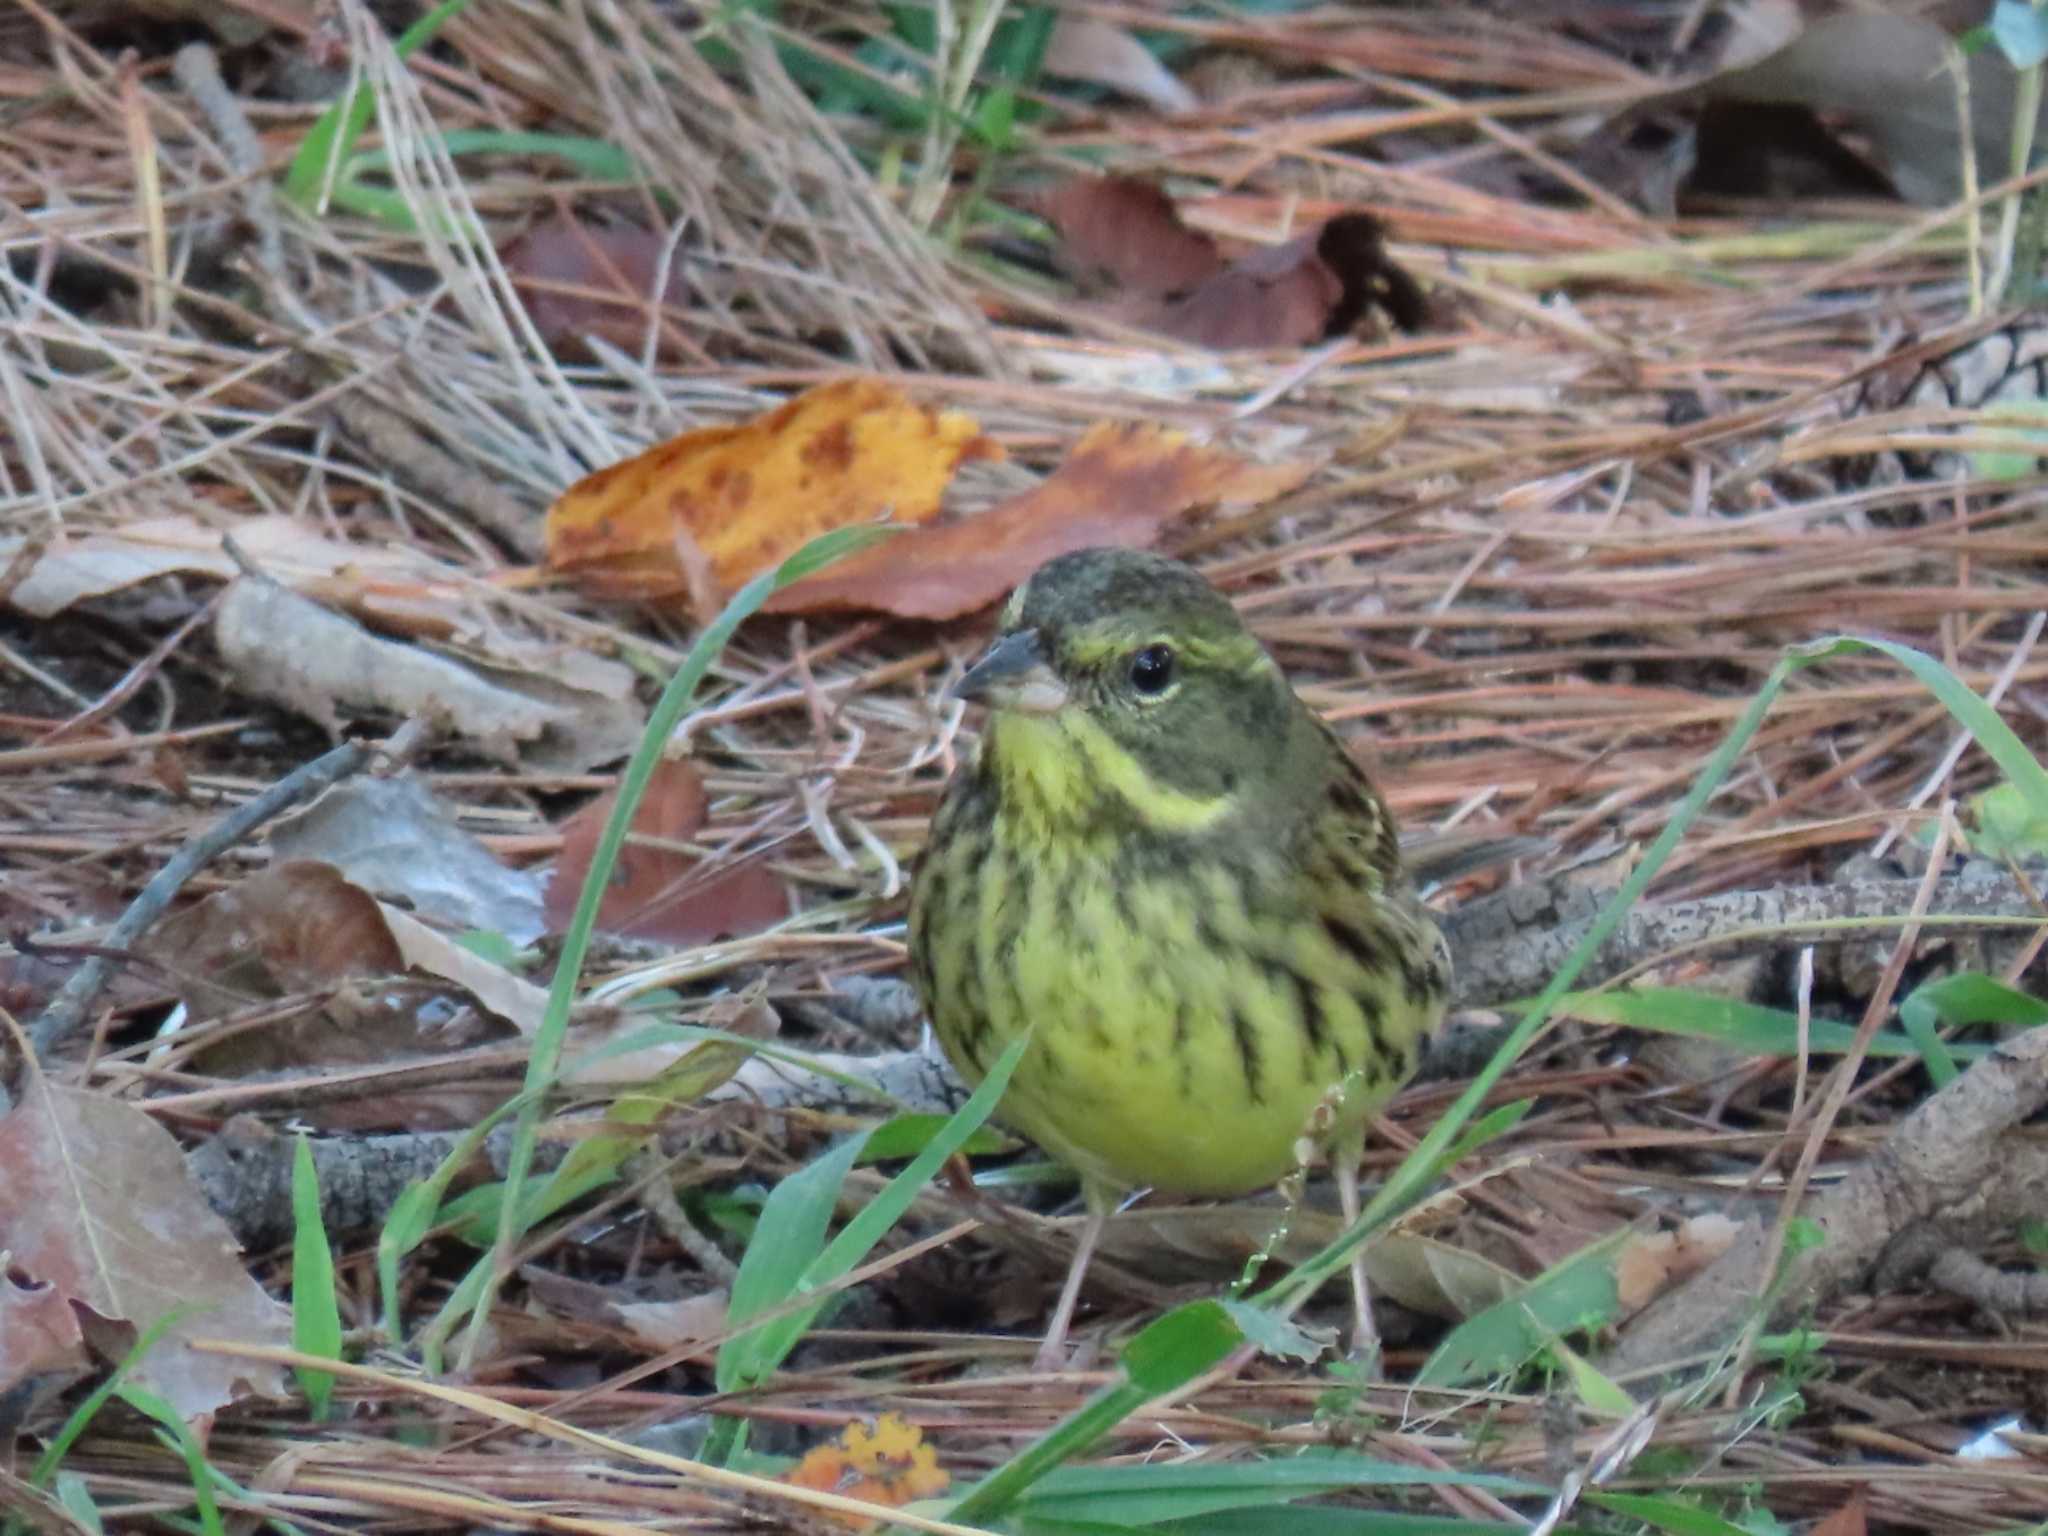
[501,216,696,361]
[0,1076,290,1422]
[141,861,514,1078]
[544,377,1003,618]
[767,422,1317,620]
[1036,175,1429,348]
[214,571,644,769]
[1809,1489,1867,1536]
[546,756,790,945]
[1037,175,1224,297]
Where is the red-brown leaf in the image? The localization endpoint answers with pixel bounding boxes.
[767,422,1316,620]
[546,757,790,945]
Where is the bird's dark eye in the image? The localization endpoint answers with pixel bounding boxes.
[1128,644,1175,696]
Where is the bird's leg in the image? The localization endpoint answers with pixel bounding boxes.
[1332,1121,1379,1368]
[1035,1182,1112,1373]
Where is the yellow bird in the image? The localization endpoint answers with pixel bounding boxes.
[908,548,1450,1368]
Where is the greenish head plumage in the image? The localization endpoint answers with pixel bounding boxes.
[959,548,1298,812]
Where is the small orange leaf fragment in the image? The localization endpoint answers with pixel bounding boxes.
[769,421,1317,619]
[784,1413,948,1530]
[545,378,1002,618]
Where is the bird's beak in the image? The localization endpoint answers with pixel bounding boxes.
[954,629,1069,715]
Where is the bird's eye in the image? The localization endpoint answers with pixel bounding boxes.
[1127,644,1176,696]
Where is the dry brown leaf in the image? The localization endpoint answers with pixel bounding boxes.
[0,1077,290,1421]
[501,216,694,360]
[1036,175,1224,295]
[142,862,512,1077]
[768,422,1318,619]
[272,775,546,945]
[544,377,1003,618]
[1044,16,1197,113]
[0,1270,92,1430]
[545,757,791,945]
[1809,1489,1867,1536]
[1642,11,2046,206]
[1037,176,1428,348]
[214,572,641,769]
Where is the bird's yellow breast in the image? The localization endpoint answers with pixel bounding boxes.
[909,714,1446,1199]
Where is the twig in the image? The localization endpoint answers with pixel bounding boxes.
[23,740,376,1064]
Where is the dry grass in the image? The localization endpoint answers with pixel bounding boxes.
[4,1,2048,1532]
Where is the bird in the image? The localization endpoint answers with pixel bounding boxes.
[906,547,1452,1370]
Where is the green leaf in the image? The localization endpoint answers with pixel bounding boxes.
[718,1032,1028,1395]
[116,1385,227,1536]
[281,0,477,212]
[1896,972,2046,1089]
[1549,1336,1634,1418]
[1795,637,2048,826]
[1965,779,2048,857]
[715,1134,870,1391]
[1555,986,1986,1062]
[289,1136,341,1421]
[24,1308,190,1500]
[1218,1300,1325,1362]
[52,1474,104,1536]
[1586,1491,1755,1536]
[1417,1228,1631,1388]
[1015,1454,1546,1525]
[1121,1300,1244,1394]
[859,1111,1012,1162]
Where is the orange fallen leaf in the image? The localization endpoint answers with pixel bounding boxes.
[545,757,790,945]
[784,1412,948,1530]
[545,378,1002,619]
[768,421,1317,619]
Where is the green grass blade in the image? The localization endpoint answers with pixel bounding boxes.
[718,1031,1030,1394]
[1584,1491,1754,1536]
[280,0,477,212]
[1556,985,1990,1062]
[115,1386,227,1536]
[289,1136,341,1420]
[461,523,896,1372]
[1796,636,2048,818]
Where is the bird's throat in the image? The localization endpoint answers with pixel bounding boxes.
[983,710,1235,836]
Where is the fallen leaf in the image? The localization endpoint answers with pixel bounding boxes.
[214,571,639,769]
[785,1412,949,1530]
[271,775,547,945]
[1634,11,2046,207]
[140,862,513,1076]
[1809,1489,1867,1536]
[1044,15,1197,113]
[544,377,1003,617]
[545,757,791,945]
[0,1077,290,1422]
[1037,176,1428,348]
[501,216,694,360]
[0,513,436,620]
[768,422,1317,619]
[0,1270,92,1436]
[610,1291,730,1351]
[1036,175,1226,297]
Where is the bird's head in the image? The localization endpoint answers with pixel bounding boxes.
[956,548,1296,820]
